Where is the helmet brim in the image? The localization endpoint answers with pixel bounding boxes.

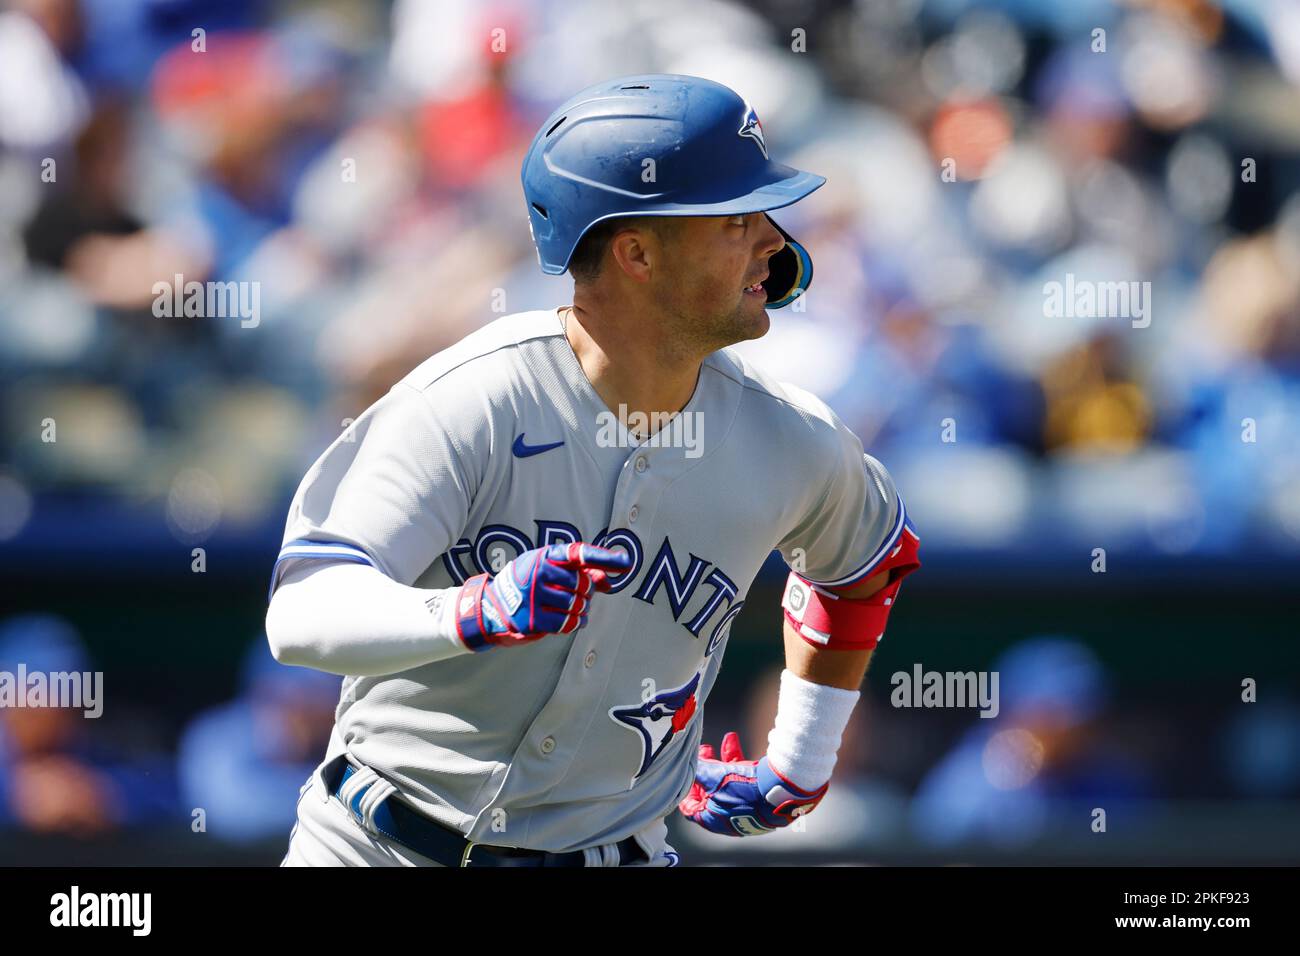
[634,163,826,216]
[548,164,826,274]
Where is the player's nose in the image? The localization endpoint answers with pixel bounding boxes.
[755,214,785,260]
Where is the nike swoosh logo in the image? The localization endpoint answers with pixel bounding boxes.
[512,434,565,458]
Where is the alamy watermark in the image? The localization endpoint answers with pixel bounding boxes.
[152,274,260,328]
[0,664,103,718]
[1043,273,1151,328]
[595,405,704,459]
[50,886,150,936]
[891,664,999,718]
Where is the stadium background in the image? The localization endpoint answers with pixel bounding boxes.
[1,0,1298,865]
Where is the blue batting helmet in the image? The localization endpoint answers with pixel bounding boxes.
[520,74,825,308]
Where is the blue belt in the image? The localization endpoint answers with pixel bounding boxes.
[325,757,645,867]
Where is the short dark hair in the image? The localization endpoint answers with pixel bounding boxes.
[567,216,670,283]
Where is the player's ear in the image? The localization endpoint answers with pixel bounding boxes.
[608,219,664,282]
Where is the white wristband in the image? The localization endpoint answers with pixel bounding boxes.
[765,669,860,792]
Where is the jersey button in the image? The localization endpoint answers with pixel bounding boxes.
[584,650,597,668]
[634,456,647,473]
[628,505,639,523]
[540,736,556,755]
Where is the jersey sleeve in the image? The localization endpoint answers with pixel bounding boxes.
[776,413,919,590]
[267,381,481,599]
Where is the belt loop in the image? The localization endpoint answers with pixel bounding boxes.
[357,776,397,832]
[580,843,621,867]
[338,764,379,822]
[314,756,337,804]
[337,763,399,836]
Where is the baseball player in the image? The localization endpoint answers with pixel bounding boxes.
[266,74,920,867]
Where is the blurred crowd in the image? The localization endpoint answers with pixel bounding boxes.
[0,613,339,843]
[3,612,1297,851]
[1,0,1299,556]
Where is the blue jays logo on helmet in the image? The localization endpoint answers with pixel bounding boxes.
[738,104,768,159]
[610,670,701,787]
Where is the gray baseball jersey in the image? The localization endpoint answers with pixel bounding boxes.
[268,307,911,858]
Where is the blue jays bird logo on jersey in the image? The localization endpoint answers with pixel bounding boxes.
[738,104,768,159]
[610,670,701,787]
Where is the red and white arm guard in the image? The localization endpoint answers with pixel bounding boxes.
[782,523,921,651]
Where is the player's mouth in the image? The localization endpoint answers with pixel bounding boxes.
[742,274,768,298]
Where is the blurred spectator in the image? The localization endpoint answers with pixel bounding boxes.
[909,636,1152,850]
[0,613,177,835]
[1222,698,1300,797]
[22,97,207,314]
[177,639,339,843]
